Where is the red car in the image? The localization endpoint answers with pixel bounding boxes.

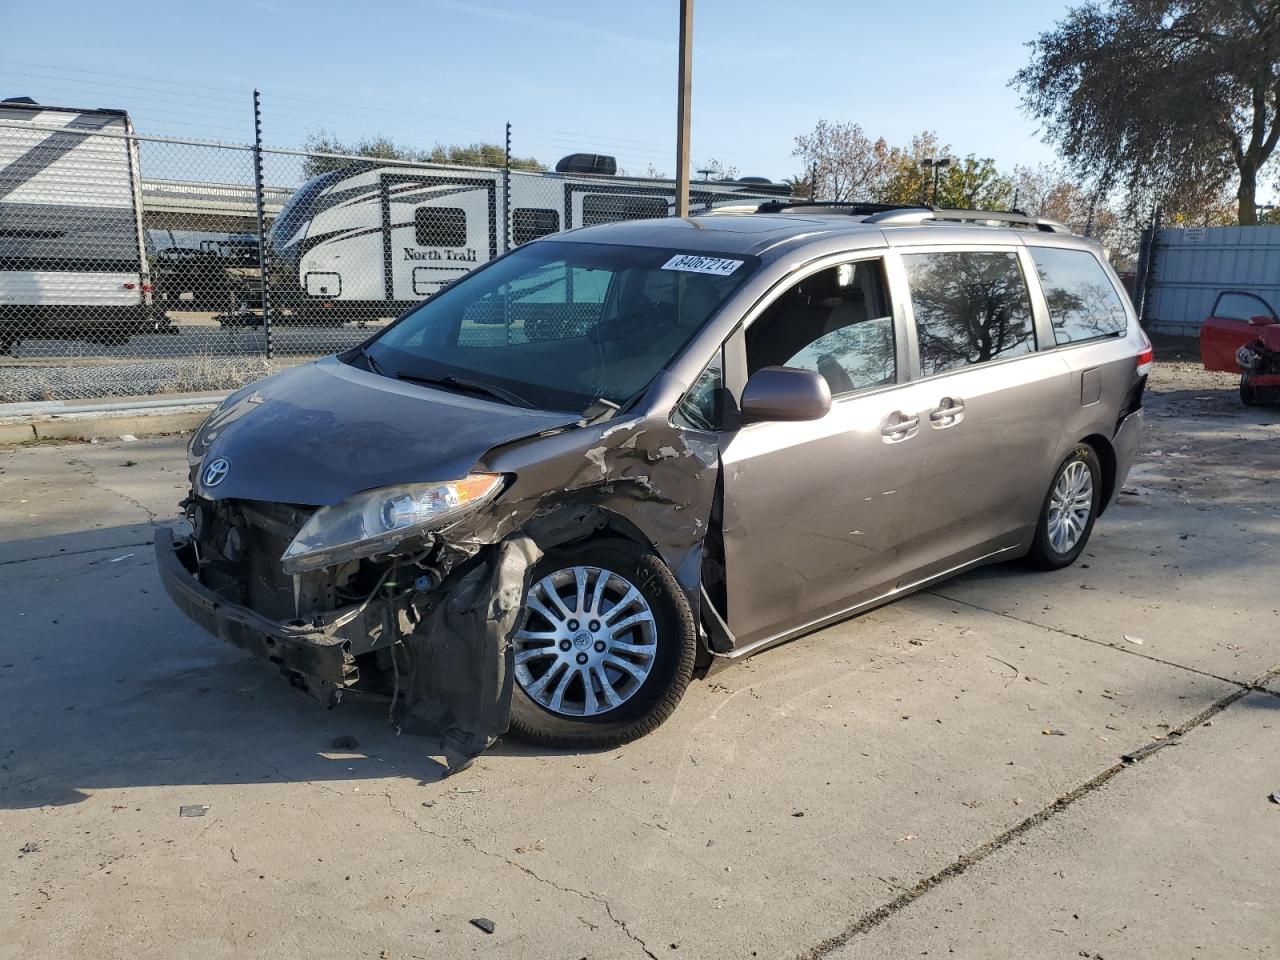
[1200,290,1280,405]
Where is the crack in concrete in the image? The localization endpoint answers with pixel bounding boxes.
[796,665,1280,960]
[381,792,659,959]
[267,764,348,798]
[0,538,154,567]
[927,589,1264,689]
[64,456,160,523]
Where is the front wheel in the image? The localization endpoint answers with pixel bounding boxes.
[1027,444,1102,570]
[507,538,696,748]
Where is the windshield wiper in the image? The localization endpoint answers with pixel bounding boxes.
[397,372,535,409]
[352,343,385,376]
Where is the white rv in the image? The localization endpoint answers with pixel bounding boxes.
[265,155,788,323]
[0,98,155,350]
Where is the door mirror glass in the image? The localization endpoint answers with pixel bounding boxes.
[740,366,831,423]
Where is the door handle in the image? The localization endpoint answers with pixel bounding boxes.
[929,397,965,427]
[880,412,919,441]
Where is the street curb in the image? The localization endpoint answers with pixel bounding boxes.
[0,403,217,445]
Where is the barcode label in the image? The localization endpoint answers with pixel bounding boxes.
[661,254,744,276]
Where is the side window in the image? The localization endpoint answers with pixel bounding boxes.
[1211,291,1277,322]
[673,349,724,431]
[745,258,896,396]
[1029,247,1128,345]
[415,207,467,247]
[512,208,560,245]
[902,251,1035,376]
[582,194,668,226]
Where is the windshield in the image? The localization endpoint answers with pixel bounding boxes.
[367,240,757,413]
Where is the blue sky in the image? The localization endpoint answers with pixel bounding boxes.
[1,0,1074,181]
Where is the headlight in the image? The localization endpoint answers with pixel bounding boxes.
[281,474,505,573]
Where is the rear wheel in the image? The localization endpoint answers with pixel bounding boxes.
[1027,445,1102,570]
[507,538,696,748]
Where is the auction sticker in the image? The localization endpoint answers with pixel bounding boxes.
[661,254,744,276]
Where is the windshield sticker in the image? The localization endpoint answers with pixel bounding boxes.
[661,254,744,276]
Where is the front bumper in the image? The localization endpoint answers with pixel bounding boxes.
[156,524,534,770]
[154,526,391,705]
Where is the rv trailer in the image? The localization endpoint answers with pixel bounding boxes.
[264,156,789,325]
[0,98,158,350]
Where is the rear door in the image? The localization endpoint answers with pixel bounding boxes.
[383,172,497,305]
[895,245,1072,576]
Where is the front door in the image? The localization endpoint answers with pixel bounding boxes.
[717,255,933,649]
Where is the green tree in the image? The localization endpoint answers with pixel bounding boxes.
[301,129,545,179]
[1013,0,1280,226]
[881,133,1013,208]
[782,171,813,199]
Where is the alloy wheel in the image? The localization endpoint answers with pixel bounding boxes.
[1047,459,1094,554]
[514,565,658,717]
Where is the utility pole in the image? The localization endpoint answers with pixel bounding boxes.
[675,0,693,217]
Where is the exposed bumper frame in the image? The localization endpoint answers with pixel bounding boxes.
[154,526,383,703]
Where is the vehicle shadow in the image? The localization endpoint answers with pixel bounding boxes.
[0,523,580,810]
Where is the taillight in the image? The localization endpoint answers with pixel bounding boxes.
[122,282,135,290]
[141,283,154,293]
[1136,346,1154,377]
[1136,328,1154,377]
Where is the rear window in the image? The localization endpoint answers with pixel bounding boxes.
[1029,247,1128,345]
[415,207,467,247]
[902,251,1036,376]
[582,194,668,226]
[512,207,560,245]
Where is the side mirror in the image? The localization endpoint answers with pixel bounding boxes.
[740,366,832,423]
[1251,315,1275,325]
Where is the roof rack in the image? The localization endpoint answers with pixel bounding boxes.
[864,207,1073,235]
[754,200,924,216]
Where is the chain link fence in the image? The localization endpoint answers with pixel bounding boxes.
[0,106,788,402]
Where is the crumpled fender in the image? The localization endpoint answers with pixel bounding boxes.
[395,534,541,772]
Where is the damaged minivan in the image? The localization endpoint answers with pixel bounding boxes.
[158,204,1149,768]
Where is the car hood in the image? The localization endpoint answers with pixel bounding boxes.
[189,357,582,505]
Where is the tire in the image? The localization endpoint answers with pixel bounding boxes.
[1027,444,1102,571]
[1241,373,1259,406]
[507,538,696,748]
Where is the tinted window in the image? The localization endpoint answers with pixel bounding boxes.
[582,194,668,226]
[1211,291,1277,322]
[414,206,467,247]
[1030,247,1128,344]
[513,208,560,245]
[746,259,895,396]
[903,251,1035,376]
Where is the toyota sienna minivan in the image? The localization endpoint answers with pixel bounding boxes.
[158,204,1150,768]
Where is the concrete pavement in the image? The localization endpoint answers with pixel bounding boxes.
[2,364,1278,960]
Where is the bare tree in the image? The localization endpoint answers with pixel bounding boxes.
[792,120,899,201]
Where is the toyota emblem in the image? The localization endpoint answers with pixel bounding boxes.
[202,457,230,488]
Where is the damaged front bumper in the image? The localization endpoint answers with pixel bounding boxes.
[155,525,539,770]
